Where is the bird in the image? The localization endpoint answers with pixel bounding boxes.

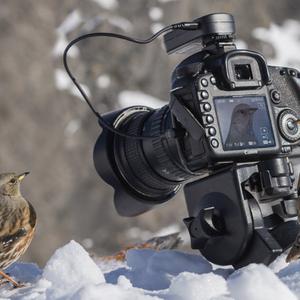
[0,172,36,288]
[286,233,300,263]
[100,232,182,261]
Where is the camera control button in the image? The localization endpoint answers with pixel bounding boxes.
[211,139,219,148]
[208,127,216,136]
[206,115,214,124]
[201,78,208,87]
[210,76,216,85]
[280,69,287,76]
[271,89,280,104]
[201,91,209,99]
[203,103,211,112]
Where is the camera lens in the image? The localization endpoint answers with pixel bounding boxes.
[234,64,253,80]
[94,106,192,205]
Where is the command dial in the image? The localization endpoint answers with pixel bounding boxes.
[278,109,300,142]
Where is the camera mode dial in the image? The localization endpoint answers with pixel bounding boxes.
[278,109,300,143]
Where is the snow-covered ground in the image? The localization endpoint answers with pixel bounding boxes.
[0,240,299,300]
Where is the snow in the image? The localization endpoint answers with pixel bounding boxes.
[126,227,154,241]
[227,264,297,300]
[54,69,91,100]
[64,119,81,137]
[53,10,82,58]
[235,39,248,50]
[56,10,82,36]
[253,20,300,68]
[149,7,163,21]
[118,90,167,109]
[151,23,165,34]
[97,74,112,89]
[167,272,229,300]
[109,16,133,32]
[1,240,300,299]
[81,238,95,250]
[91,0,118,10]
[53,34,79,58]
[43,241,105,299]
[153,224,181,237]
[158,0,178,3]
[115,249,212,290]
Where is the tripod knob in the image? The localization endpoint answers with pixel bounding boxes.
[184,207,225,249]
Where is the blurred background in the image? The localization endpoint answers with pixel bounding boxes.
[0,0,300,266]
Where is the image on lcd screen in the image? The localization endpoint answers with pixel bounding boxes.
[213,96,276,151]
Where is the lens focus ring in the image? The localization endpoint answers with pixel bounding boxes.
[278,109,300,142]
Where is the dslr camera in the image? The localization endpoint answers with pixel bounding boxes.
[93,13,300,268]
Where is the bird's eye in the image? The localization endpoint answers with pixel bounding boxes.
[10,178,17,184]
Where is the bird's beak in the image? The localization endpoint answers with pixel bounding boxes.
[18,172,30,181]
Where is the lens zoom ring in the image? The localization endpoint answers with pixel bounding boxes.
[150,107,192,180]
[122,112,178,196]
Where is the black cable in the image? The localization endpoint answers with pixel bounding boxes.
[63,22,200,140]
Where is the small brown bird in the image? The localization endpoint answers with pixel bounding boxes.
[286,233,300,262]
[0,172,36,287]
[101,232,182,261]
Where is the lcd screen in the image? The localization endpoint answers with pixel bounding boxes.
[213,96,275,151]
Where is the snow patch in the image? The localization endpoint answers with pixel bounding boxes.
[82,238,94,250]
[97,74,112,89]
[151,23,165,34]
[118,90,167,109]
[228,264,297,300]
[57,10,82,35]
[5,263,42,286]
[167,272,229,300]
[54,69,90,100]
[64,119,81,137]
[109,16,133,32]
[158,0,178,3]
[149,7,163,21]
[235,39,248,49]
[91,0,118,10]
[126,227,154,241]
[153,224,181,236]
[42,240,105,299]
[53,10,82,58]
[277,259,300,296]
[2,241,300,299]
[73,283,161,300]
[105,249,212,290]
[53,34,79,58]
[253,20,300,68]
[54,68,71,90]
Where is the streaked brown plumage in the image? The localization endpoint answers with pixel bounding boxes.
[0,172,36,287]
[101,232,182,261]
[286,232,300,262]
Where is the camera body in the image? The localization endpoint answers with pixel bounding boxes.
[94,13,300,267]
[169,49,300,169]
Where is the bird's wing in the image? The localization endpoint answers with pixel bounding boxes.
[0,228,27,250]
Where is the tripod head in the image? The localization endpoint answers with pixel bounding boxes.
[184,155,300,267]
